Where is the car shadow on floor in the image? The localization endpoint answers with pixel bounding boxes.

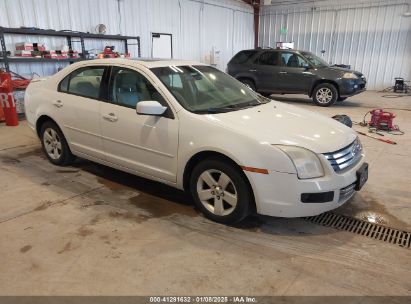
[72,158,342,238]
[72,158,193,206]
[270,95,363,108]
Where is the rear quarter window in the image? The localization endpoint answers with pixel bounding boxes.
[59,75,69,92]
[58,66,105,100]
[229,50,257,64]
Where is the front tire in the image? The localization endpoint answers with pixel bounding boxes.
[190,159,252,224]
[312,83,338,107]
[40,121,73,166]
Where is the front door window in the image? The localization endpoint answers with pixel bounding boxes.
[109,67,166,109]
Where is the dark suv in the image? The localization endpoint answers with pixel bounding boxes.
[227,49,366,106]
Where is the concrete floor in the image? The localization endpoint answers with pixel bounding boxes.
[0,91,410,296]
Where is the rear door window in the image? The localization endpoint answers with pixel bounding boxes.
[59,66,106,99]
[256,52,279,66]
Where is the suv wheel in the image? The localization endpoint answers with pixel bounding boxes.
[190,159,252,224]
[239,79,256,91]
[312,83,338,106]
[40,121,73,166]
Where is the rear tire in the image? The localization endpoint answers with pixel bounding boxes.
[239,79,256,91]
[190,159,252,224]
[312,83,338,107]
[40,121,73,166]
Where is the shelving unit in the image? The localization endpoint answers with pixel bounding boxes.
[0,27,141,72]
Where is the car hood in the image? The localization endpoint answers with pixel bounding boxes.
[323,66,363,77]
[205,101,357,154]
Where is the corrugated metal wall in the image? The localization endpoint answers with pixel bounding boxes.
[260,0,411,90]
[0,0,254,76]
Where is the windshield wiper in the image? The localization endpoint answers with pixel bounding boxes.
[192,108,233,114]
[235,99,270,109]
[192,99,270,114]
[192,104,251,114]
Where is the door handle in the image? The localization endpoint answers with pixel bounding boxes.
[249,69,257,72]
[103,113,118,122]
[279,71,287,74]
[52,100,63,108]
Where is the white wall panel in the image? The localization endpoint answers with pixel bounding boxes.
[0,0,254,76]
[260,0,411,90]
[121,0,254,70]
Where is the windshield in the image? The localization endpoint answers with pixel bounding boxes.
[301,52,329,68]
[151,65,270,113]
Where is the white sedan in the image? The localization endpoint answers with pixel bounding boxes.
[25,59,368,223]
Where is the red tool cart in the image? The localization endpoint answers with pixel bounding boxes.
[0,70,31,126]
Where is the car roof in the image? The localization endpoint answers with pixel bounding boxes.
[78,58,206,68]
[241,48,302,53]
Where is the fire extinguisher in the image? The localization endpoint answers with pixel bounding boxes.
[0,71,19,126]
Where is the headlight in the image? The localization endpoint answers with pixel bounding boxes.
[354,137,364,156]
[342,72,358,79]
[275,145,324,179]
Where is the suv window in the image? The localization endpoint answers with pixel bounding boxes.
[109,67,166,109]
[59,66,105,99]
[256,52,279,66]
[281,52,308,68]
[230,50,257,64]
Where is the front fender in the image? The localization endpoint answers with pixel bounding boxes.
[176,113,297,188]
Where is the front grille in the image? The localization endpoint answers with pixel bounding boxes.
[339,182,356,202]
[323,138,362,172]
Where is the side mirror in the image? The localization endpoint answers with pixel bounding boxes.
[136,100,167,116]
[302,63,311,70]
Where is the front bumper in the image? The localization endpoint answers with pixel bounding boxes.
[339,78,367,97]
[246,156,367,218]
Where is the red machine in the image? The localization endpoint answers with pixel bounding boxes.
[0,71,18,126]
[369,109,396,131]
[96,46,130,59]
[103,46,119,58]
[0,70,31,126]
[0,100,4,122]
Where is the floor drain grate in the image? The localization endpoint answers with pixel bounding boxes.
[304,212,411,249]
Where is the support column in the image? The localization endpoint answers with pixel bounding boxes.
[253,0,261,48]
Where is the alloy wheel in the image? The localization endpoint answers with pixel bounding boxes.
[43,128,62,160]
[316,87,333,104]
[196,169,238,216]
